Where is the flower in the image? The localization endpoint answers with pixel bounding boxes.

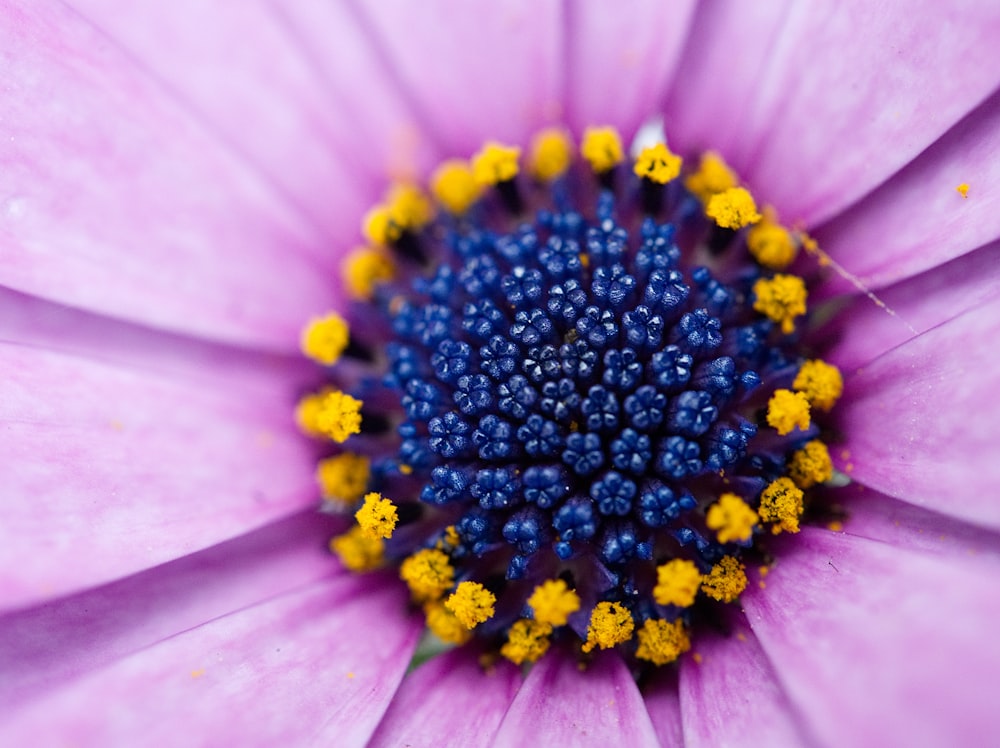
[2,1,1000,746]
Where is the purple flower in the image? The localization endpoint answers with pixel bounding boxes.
[2,2,1000,746]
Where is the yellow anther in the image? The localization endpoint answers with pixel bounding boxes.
[684,151,737,203]
[294,388,332,438]
[747,210,798,269]
[581,601,634,653]
[700,556,748,602]
[633,143,683,184]
[315,390,363,443]
[635,619,691,666]
[705,493,759,544]
[354,492,398,540]
[442,525,461,549]
[759,477,805,534]
[330,526,384,572]
[431,159,482,215]
[445,581,496,629]
[400,548,455,603]
[529,128,573,182]
[424,601,473,645]
[753,274,808,334]
[653,559,702,608]
[343,247,395,301]
[471,142,521,186]
[386,183,434,231]
[788,440,833,489]
[580,126,624,173]
[706,187,762,229]
[500,619,553,665]
[957,183,970,198]
[528,579,581,627]
[300,312,349,366]
[362,204,403,246]
[793,359,843,412]
[766,388,811,435]
[315,452,370,504]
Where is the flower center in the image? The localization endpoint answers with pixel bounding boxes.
[297,125,843,670]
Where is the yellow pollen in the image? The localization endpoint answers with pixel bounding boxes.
[789,440,835,491]
[400,548,455,603]
[354,492,398,540]
[315,390,363,443]
[705,493,759,544]
[343,247,395,301]
[747,211,798,269]
[653,559,702,608]
[700,556,748,602]
[300,312,349,366]
[957,182,970,198]
[581,601,634,653]
[424,601,473,645]
[766,388,811,435]
[529,128,573,182]
[580,126,624,173]
[527,579,581,627]
[315,452,370,505]
[633,143,683,184]
[684,151,737,203]
[471,142,521,186]
[431,159,482,215]
[706,187,762,229]
[294,388,332,438]
[752,273,807,334]
[442,525,461,549]
[793,359,843,411]
[445,581,496,629]
[759,477,805,534]
[362,204,403,246]
[330,526,384,572]
[635,619,691,666]
[386,183,434,231]
[500,619,553,665]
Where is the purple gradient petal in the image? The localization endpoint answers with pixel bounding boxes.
[820,238,1000,372]
[564,0,697,136]
[368,648,521,747]
[835,296,1000,530]
[492,650,659,747]
[0,573,421,747]
[667,0,1000,226]
[679,615,807,747]
[641,669,685,748]
[0,4,337,351]
[814,90,1000,296]
[743,528,1000,747]
[358,0,564,156]
[0,511,341,708]
[1,339,317,610]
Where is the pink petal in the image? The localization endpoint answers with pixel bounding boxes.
[0,573,421,747]
[492,650,660,746]
[667,0,1000,226]
[743,528,1000,746]
[368,649,522,747]
[819,238,1000,372]
[564,0,697,135]
[0,4,338,350]
[0,338,317,611]
[679,615,806,747]
[358,0,564,156]
[0,511,340,707]
[835,296,1000,530]
[813,90,1000,296]
[641,670,685,748]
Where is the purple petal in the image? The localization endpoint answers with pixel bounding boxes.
[835,296,1000,530]
[368,649,521,747]
[0,4,338,350]
[667,0,1000,225]
[564,0,697,135]
[0,338,316,610]
[0,572,421,747]
[813,90,1000,296]
[743,528,1000,746]
[819,238,1000,372]
[492,650,660,746]
[641,669,685,748]
[679,614,806,746]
